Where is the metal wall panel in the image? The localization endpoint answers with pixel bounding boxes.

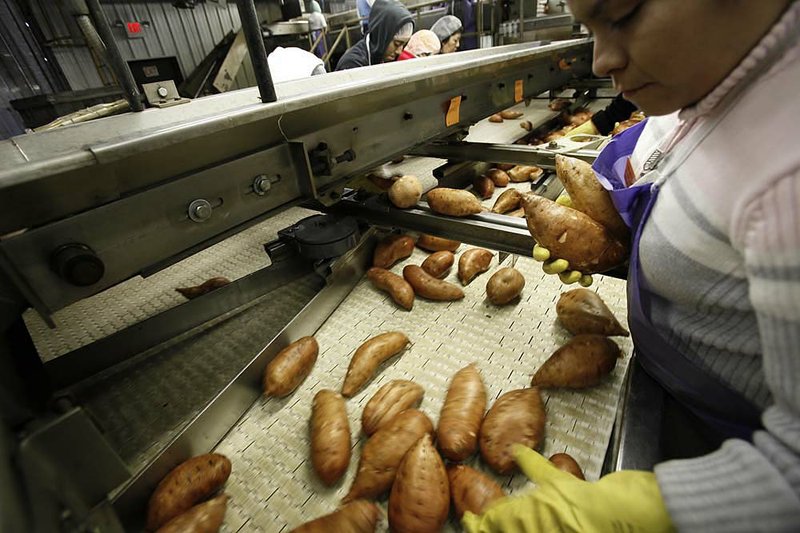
[29,0,255,93]
[0,0,59,139]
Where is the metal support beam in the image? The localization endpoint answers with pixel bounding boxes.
[410,141,598,168]
[85,0,143,112]
[235,0,277,103]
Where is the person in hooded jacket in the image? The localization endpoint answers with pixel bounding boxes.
[308,0,328,58]
[335,0,414,70]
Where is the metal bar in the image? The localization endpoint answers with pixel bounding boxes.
[111,230,375,529]
[522,13,574,32]
[323,26,347,67]
[45,249,314,390]
[329,193,536,256]
[235,0,277,103]
[610,356,665,471]
[85,0,143,112]
[410,141,598,167]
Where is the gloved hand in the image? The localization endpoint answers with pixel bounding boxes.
[462,445,675,533]
[565,119,600,137]
[532,240,593,287]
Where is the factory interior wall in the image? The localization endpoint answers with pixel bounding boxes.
[26,0,257,95]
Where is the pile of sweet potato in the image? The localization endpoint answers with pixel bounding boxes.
[367,233,527,310]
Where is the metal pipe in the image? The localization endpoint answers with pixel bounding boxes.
[323,26,348,69]
[85,0,143,112]
[235,0,277,103]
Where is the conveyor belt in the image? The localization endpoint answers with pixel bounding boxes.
[214,248,632,532]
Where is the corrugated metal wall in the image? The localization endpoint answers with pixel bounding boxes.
[0,0,60,138]
[29,0,256,93]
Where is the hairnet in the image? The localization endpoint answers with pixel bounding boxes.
[430,15,462,43]
[394,21,414,39]
[310,0,321,12]
[405,30,441,56]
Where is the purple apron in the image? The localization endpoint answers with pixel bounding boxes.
[593,122,763,441]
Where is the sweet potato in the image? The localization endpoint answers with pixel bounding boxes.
[426,188,482,217]
[448,465,504,519]
[175,277,231,299]
[567,109,593,126]
[520,120,533,131]
[507,207,525,217]
[548,98,571,111]
[344,409,434,502]
[500,110,523,119]
[388,175,423,209]
[488,113,503,123]
[311,390,351,485]
[556,288,629,336]
[421,251,455,279]
[495,163,515,171]
[437,363,487,461]
[486,169,510,187]
[367,267,414,310]
[290,500,381,533]
[532,334,621,389]
[373,234,415,269]
[388,435,449,533]
[263,336,319,397]
[362,380,424,436]
[491,188,522,214]
[473,175,495,199]
[458,248,493,286]
[522,194,628,273]
[155,494,228,533]
[342,332,410,397]
[549,453,585,480]
[479,388,545,475]
[368,174,395,190]
[555,155,627,238]
[146,454,232,531]
[416,234,461,252]
[403,265,464,301]
[486,267,525,305]
[508,165,544,183]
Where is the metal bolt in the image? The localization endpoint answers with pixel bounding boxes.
[253,175,271,195]
[188,199,212,222]
[156,86,169,98]
[548,140,559,149]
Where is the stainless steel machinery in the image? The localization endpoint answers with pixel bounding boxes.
[0,38,652,532]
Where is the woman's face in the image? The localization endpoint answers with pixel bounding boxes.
[441,32,461,53]
[567,0,791,115]
[384,37,409,61]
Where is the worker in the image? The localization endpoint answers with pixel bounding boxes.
[430,15,463,53]
[567,94,638,136]
[465,1,800,532]
[335,0,413,70]
[267,47,325,83]
[356,0,374,34]
[307,0,328,58]
[397,29,441,60]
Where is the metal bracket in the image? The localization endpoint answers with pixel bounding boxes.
[410,141,598,168]
[141,81,189,108]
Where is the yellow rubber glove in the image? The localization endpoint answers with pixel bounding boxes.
[532,243,593,287]
[463,445,675,533]
[565,119,600,137]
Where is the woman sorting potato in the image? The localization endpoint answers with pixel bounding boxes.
[467,1,800,532]
[431,15,463,53]
[335,0,414,70]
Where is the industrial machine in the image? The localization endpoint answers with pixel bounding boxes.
[0,33,660,531]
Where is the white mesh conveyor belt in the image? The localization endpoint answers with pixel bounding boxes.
[214,248,632,532]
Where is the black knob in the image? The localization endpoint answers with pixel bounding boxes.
[51,243,105,287]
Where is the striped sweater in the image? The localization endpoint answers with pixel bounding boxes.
[630,3,800,531]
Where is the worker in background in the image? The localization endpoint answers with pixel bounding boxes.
[335,0,413,70]
[465,1,800,532]
[397,29,441,60]
[430,15,463,53]
[307,0,328,59]
[356,0,374,34]
[567,94,638,136]
[267,47,325,82]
